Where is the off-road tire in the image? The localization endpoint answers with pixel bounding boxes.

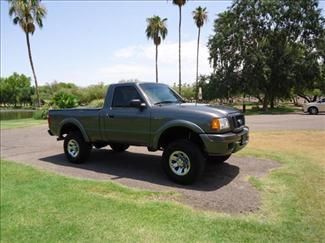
[162,139,206,185]
[110,144,129,152]
[64,131,92,164]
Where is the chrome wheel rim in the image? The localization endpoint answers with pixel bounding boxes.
[169,151,191,176]
[67,139,79,158]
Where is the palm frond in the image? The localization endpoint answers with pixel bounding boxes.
[193,6,208,28]
[172,0,187,7]
[8,0,47,32]
[145,15,168,44]
[13,16,20,25]
[9,6,16,16]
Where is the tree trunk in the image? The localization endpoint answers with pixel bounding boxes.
[262,95,268,111]
[195,27,200,102]
[297,93,311,103]
[25,32,40,107]
[178,6,182,95]
[155,44,158,83]
[270,96,275,109]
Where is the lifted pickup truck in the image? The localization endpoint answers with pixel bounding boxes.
[48,82,249,184]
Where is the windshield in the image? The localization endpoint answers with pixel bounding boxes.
[139,83,184,105]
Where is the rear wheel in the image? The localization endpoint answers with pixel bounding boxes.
[162,139,205,185]
[110,143,129,152]
[309,107,318,115]
[207,154,231,164]
[64,131,92,164]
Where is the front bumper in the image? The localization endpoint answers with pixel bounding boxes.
[200,126,249,155]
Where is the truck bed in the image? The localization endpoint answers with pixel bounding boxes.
[49,108,102,141]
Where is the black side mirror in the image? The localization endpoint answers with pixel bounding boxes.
[129,99,146,109]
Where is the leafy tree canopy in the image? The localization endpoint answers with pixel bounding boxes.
[208,0,325,109]
[0,73,33,106]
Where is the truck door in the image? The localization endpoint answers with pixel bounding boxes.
[103,85,150,145]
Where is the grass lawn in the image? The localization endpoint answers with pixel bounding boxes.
[0,118,46,129]
[230,104,302,115]
[1,131,324,242]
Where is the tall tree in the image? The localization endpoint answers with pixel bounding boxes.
[145,16,168,83]
[208,0,324,110]
[8,0,47,107]
[192,6,208,101]
[172,0,187,94]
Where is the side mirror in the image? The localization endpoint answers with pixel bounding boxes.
[129,99,146,109]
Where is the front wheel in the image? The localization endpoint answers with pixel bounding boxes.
[64,131,92,164]
[162,139,206,185]
[309,107,318,115]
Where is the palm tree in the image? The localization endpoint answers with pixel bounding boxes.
[192,6,208,101]
[8,0,47,107]
[172,0,187,94]
[146,16,168,83]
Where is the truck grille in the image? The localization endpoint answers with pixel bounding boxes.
[230,114,245,129]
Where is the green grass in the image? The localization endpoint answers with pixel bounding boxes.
[1,131,324,242]
[0,118,46,129]
[230,104,302,115]
[244,106,300,115]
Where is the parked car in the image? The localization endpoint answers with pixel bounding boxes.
[303,98,325,115]
[48,82,249,184]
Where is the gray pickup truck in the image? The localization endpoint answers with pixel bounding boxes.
[48,82,249,184]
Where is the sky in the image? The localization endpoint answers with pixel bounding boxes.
[1,0,324,87]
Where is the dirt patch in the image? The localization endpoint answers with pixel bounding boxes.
[1,125,279,214]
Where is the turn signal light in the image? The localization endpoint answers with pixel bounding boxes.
[211,118,220,130]
[211,117,230,131]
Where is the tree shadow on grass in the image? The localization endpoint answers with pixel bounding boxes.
[40,149,239,191]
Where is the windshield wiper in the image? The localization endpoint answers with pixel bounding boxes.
[154,101,177,105]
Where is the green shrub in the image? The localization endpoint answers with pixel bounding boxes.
[52,92,79,108]
[32,109,47,120]
[88,99,104,108]
[33,105,50,120]
[0,110,34,120]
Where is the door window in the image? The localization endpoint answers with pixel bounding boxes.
[112,86,141,107]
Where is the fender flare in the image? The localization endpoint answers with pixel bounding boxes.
[152,120,205,150]
[58,118,90,142]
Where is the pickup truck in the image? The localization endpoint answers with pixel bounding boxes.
[48,82,249,184]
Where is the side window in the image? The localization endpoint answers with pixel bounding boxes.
[112,86,141,107]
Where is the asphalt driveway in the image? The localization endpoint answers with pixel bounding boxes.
[245,113,325,131]
[1,114,323,213]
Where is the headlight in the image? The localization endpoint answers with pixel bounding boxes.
[211,117,230,131]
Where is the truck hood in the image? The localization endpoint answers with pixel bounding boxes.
[157,102,240,117]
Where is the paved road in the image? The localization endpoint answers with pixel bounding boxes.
[1,114,323,213]
[246,113,325,131]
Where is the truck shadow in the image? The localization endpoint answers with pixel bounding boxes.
[40,149,239,191]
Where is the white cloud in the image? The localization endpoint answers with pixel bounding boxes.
[113,46,145,58]
[99,64,153,81]
[99,39,212,85]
